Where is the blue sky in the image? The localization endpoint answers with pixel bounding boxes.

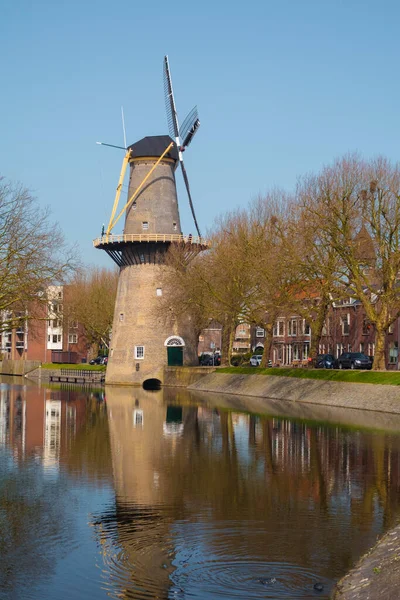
[1,0,399,267]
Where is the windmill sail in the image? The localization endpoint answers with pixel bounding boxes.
[180,106,200,149]
[163,55,202,238]
[163,56,180,139]
[181,160,202,238]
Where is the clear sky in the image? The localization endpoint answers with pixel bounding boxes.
[1,0,399,267]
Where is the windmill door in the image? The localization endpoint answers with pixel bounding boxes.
[167,346,183,366]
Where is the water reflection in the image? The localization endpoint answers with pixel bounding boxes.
[0,382,113,599]
[98,387,400,600]
[2,381,400,599]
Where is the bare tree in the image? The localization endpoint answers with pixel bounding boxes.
[64,266,119,353]
[299,155,400,370]
[0,177,77,331]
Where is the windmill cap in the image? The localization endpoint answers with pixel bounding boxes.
[127,135,179,161]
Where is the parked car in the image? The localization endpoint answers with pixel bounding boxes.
[250,354,262,366]
[89,356,105,365]
[337,352,372,370]
[315,353,336,369]
[199,352,220,366]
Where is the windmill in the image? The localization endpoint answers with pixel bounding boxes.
[163,55,202,238]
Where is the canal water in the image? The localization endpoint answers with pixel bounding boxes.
[1,379,400,599]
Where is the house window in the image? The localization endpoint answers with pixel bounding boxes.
[360,342,365,353]
[389,342,398,364]
[142,221,149,230]
[289,319,297,336]
[363,318,371,335]
[303,343,309,359]
[388,322,394,334]
[336,343,344,358]
[68,334,77,344]
[342,314,350,335]
[70,320,78,329]
[156,288,162,296]
[273,321,284,337]
[48,335,50,342]
[293,345,299,360]
[57,335,61,342]
[368,343,375,357]
[52,335,58,343]
[256,328,265,338]
[304,322,311,335]
[135,345,145,359]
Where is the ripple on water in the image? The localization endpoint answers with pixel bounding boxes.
[170,560,331,599]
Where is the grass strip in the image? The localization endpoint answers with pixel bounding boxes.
[41,363,105,371]
[218,367,400,385]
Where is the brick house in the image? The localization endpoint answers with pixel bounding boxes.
[0,285,88,364]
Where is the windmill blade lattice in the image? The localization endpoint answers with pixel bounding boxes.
[180,106,200,149]
[163,56,179,139]
[163,55,202,238]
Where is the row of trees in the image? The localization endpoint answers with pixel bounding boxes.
[0,176,118,353]
[162,154,400,371]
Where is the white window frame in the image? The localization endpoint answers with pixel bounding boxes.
[256,327,265,338]
[135,345,145,359]
[142,221,149,230]
[68,334,78,344]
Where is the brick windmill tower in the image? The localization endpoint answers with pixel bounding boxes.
[94,57,207,387]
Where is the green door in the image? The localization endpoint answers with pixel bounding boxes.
[167,346,183,366]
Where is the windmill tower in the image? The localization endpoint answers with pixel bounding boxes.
[94,58,207,387]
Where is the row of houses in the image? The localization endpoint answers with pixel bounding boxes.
[1,286,88,364]
[198,297,399,369]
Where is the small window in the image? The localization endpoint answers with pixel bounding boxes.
[68,334,77,344]
[57,335,61,342]
[133,409,144,427]
[135,345,145,359]
[256,328,264,337]
[52,335,58,343]
[132,201,137,210]
[156,288,162,297]
[48,335,50,342]
[119,313,124,322]
[140,254,145,263]
[142,221,149,230]
[173,222,177,231]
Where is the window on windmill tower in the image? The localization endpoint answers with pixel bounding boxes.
[132,201,137,210]
[173,222,177,231]
[135,345,145,359]
[142,221,149,230]
[156,288,162,296]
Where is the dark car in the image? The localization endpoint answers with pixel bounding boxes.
[199,352,221,366]
[315,353,336,369]
[337,352,372,370]
[89,356,104,365]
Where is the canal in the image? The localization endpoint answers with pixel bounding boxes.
[1,378,400,599]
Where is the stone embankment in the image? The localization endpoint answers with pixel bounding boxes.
[188,372,400,414]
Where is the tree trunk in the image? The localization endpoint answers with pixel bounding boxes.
[310,294,330,359]
[372,326,386,370]
[260,323,273,368]
[221,318,236,366]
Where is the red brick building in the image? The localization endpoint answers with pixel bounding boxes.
[0,285,88,364]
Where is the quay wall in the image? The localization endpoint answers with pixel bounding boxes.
[163,366,216,388]
[1,359,41,376]
[188,372,400,414]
